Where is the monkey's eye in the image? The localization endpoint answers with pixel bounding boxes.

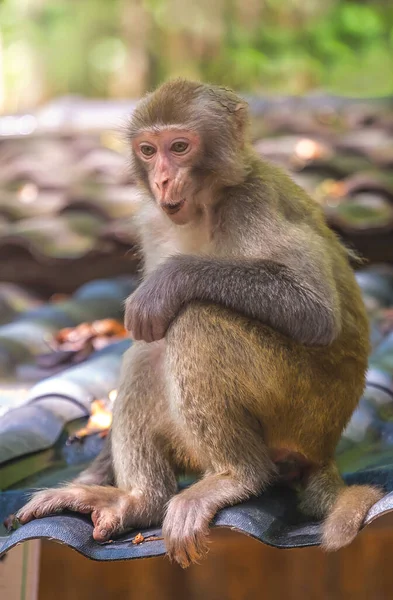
[140,144,156,157]
[171,141,189,154]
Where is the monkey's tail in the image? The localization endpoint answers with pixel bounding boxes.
[321,483,384,551]
[300,462,384,551]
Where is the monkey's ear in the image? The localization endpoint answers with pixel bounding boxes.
[234,102,247,113]
[232,102,249,141]
[225,100,248,114]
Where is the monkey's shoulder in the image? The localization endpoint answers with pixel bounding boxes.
[221,171,326,245]
[225,157,325,228]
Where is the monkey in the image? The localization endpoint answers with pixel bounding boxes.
[16,79,383,568]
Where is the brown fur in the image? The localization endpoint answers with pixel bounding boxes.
[17,79,383,567]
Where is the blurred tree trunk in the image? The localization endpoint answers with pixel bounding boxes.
[148,0,226,85]
[0,33,4,112]
[112,0,152,98]
[235,0,263,34]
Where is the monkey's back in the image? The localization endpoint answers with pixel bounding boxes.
[218,158,370,461]
[255,156,370,357]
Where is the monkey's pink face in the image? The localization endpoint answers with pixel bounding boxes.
[132,129,201,225]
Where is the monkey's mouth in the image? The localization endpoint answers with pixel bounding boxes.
[162,199,186,215]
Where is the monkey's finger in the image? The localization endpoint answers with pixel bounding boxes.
[129,316,141,341]
[126,314,140,340]
[135,315,156,343]
[123,303,134,333]
[151,318,166,343]
[127,324,138,341]
[144,320,155,344]
[149,318,165,343]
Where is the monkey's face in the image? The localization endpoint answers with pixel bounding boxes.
[132,128,202,225]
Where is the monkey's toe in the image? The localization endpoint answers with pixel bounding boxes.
[164,526,210,568]
[166,533,209,569]
[17,488,86,524]
[91,508,123,542]
[16,485,140,542]
[163,495,211,567]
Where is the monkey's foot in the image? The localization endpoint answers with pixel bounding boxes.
[163,493,212,568]
[16,485,139,542]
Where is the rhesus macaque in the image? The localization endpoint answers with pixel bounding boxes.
[17,80,383,567]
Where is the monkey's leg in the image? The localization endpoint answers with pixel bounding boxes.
[18,342,178,541]
[110,340,178,524]
[162,304,278,568]
[73,432,114,486]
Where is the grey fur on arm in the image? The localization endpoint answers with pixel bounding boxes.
[125,254,341,346]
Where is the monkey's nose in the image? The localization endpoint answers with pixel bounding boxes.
[156,178,169,192]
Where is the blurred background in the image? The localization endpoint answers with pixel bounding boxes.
[2,0,393,113]
[2,2,393,600]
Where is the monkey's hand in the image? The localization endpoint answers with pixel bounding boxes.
[124,272,181,342]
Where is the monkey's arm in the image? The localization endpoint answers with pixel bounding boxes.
[125,248,341,346]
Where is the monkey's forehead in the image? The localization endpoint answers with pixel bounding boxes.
[130,124,199,137]
[128,82,248,139]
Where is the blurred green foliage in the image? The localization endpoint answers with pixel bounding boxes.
[1,0,393,110]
